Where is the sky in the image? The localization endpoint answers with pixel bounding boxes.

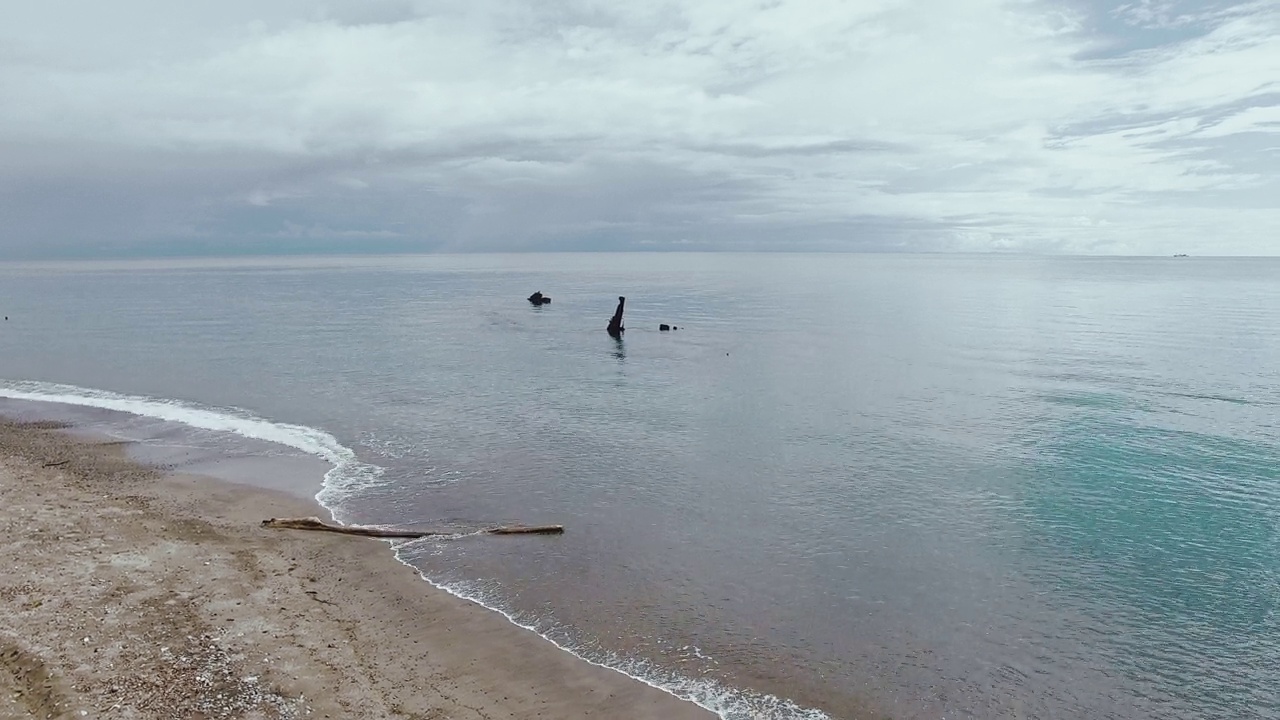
[0,0,1277,257]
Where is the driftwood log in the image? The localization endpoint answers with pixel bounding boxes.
[261,517,564,538]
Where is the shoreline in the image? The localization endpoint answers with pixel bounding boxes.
[0,419,714,719]
[0,387,842,720]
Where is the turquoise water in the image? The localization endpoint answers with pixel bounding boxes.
[0,254,1277,718]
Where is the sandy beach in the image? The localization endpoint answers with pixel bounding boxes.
[0,419,713,720]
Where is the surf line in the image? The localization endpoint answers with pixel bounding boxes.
[0,379,567,526]
[0,378,380,509]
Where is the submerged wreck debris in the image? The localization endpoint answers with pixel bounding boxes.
[607,296,626,338]
[261,517,565,538]
[528,291,552,305]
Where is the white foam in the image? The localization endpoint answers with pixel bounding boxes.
[0,379,381,510]
[388,544,832,720]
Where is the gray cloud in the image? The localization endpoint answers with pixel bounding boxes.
[0,0,1277,257]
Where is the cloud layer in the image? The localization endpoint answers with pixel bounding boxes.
[1,0,1277,256]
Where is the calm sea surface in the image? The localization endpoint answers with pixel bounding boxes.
[1,254,1277,719]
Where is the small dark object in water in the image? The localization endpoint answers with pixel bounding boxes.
[659,324,670,331]
[528,291,551,305]
[607,296,626,337]
[672,326,678,330]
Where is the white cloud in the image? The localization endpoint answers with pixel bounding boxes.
[0,0,1277,255]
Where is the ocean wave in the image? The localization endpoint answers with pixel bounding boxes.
[0,379,381,512]
[391,554,832,720]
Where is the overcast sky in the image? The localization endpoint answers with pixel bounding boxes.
[1,0,1277,257]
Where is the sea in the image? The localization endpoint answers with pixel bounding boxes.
[0,253,1276,720]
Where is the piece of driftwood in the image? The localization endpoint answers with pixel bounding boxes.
[261,517,564,538]
[481,523,564,534]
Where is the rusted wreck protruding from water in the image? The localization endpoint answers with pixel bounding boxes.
[607,296,625,338]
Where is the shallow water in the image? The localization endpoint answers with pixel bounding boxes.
[1,253,1277,719]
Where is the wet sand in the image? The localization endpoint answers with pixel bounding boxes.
[0,419,713,719]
